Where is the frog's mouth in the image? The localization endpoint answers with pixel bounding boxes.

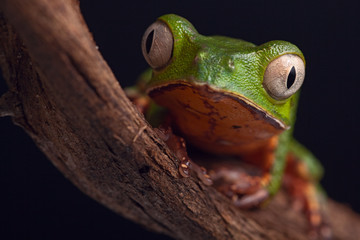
[148,80,288,155]
[148,80,288,130]
[215,87,289,131]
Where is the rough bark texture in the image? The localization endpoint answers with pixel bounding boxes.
[0,0,359,239]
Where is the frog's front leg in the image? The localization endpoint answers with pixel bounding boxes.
[209,165,270,208]
[155,126,213,186]
[209,136,282,209]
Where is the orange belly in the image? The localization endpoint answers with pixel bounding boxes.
[148,81,285,156]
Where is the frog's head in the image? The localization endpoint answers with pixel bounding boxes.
[142,14,305,129]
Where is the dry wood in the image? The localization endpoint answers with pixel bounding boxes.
[0,0,359,239]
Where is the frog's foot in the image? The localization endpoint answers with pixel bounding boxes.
[154,126,213,186]
[209,166,270,209]
[284,167,332,239]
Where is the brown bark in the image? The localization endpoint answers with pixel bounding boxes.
[0,0,359,239]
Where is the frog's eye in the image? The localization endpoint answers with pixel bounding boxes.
[141,21,174,69]
[263,54,305,101]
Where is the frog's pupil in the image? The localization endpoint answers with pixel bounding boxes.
[287,66,296,89]
[146,30,154,54]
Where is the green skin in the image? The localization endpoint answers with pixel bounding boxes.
[144,14,324,197]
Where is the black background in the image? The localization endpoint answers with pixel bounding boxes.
[1,0,359,239]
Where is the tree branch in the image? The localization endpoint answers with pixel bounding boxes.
[0,0,359,239]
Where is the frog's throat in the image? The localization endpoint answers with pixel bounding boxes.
[147,80,288,131]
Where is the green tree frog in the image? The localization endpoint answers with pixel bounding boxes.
[129,14,331,239]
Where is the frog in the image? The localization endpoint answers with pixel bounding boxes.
[127,14,331,239]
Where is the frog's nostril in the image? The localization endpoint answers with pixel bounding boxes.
[228,59,235,70]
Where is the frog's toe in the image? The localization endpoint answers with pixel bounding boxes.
[309,222,332,240]
[232,188,269,209]
[320,225,332,240]
[179,159,213,186]
[307,207,332,240]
